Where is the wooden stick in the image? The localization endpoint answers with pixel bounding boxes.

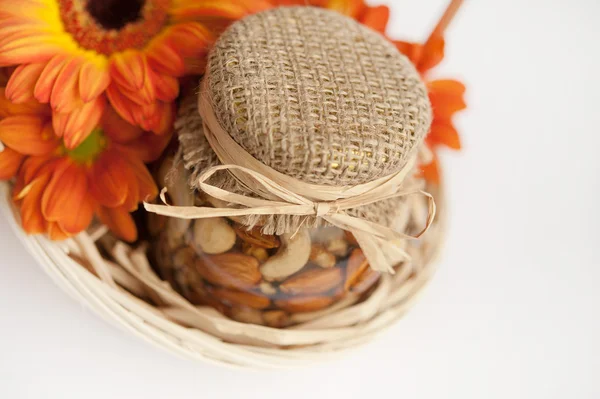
[424,0,464,45]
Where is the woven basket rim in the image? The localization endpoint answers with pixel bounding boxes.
[0,180,446,369]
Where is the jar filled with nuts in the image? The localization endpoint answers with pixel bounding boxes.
[147,7,436,328]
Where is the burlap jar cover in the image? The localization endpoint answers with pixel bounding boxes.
[146,7,440,327]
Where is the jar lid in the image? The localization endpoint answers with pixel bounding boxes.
[204,6,431,186]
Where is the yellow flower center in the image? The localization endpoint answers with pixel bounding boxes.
[65,127,107,164]
[58,0,170,55]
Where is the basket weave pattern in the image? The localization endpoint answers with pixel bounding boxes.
[1,180,444,368]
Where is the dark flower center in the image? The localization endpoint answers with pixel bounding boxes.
[87,0,145,30]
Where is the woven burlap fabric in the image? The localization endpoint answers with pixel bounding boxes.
[177,93,424,233]
[205,6,431,186]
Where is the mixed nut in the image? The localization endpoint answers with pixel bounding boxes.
[149,214,381,327]
[147,159,382,327]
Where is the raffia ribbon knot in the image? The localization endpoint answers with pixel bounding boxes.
[144,82,436,273]
[145,162,436,273]
[315,202,335,217]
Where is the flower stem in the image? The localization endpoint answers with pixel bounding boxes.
[424,0,464,45]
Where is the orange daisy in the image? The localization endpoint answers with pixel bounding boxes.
[0,87,170,241]
[394,0,467,183]
[0,0,252,149]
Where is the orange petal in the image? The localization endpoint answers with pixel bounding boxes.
[54,96,106,149]
[20,155,56,184]
[18,171,51,234]
[0,115,59,155]
[146,43,185,77]
[121,167,139,211]
[47,222,71,240]
[0,37,65,67]
[127,157,158,203]
[115,79,155,106]
[119,128,173,163]
[428,122,461,150]
[150,71,179,103]
[106,83,137,127]
[428,79,466,96]
[34,54,69,103]
[78,59,110,103]
[360,5,390,34]
[146,36,186,77]
[5,63,45,103]
[0,147,25,180]
[421,155,440,184]
[101,105,144,143]
[107,85,174,135]
[429,80,466,117]
[394,40,423,66]
[0,87,49,117]
[0,20,51,46]
[109,50,147,91]
[41,159,95,234]
[96,206,137,242]
[322,0,366,18]
[419,36,445,73]
[50,56,84,113]
[149,101,175,136]
[429,81,467,119]
[162,22,213,56]
[87,150,130,207]
[170,0,271,21]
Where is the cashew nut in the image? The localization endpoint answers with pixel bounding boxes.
[259,229,311,282]
[192,217,236,254]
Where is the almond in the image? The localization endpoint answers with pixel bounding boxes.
[195,253,261,290]
[344,230,359,246]
[275,296,334,313]
[262,310,289,328]
[209,287,271,309]
[309,244,337,268]
[344,248,369,291]
[234,224,280,249]
[349,267,380,294]
[229,307,265,325]
[280,267,343,295]
[173,247,196,269]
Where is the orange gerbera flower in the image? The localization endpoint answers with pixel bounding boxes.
[0,0,253,149]
[0,87,170,241]
[394,0,466,184]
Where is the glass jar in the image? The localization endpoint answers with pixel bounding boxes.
[146,156,430,328]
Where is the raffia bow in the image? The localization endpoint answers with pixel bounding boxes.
[144,78,437,273]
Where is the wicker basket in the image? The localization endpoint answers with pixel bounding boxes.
[0,177,445,368]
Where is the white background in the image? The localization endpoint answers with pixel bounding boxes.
[1,0,599,397]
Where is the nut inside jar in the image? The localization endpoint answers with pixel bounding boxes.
[149,207,382,327]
